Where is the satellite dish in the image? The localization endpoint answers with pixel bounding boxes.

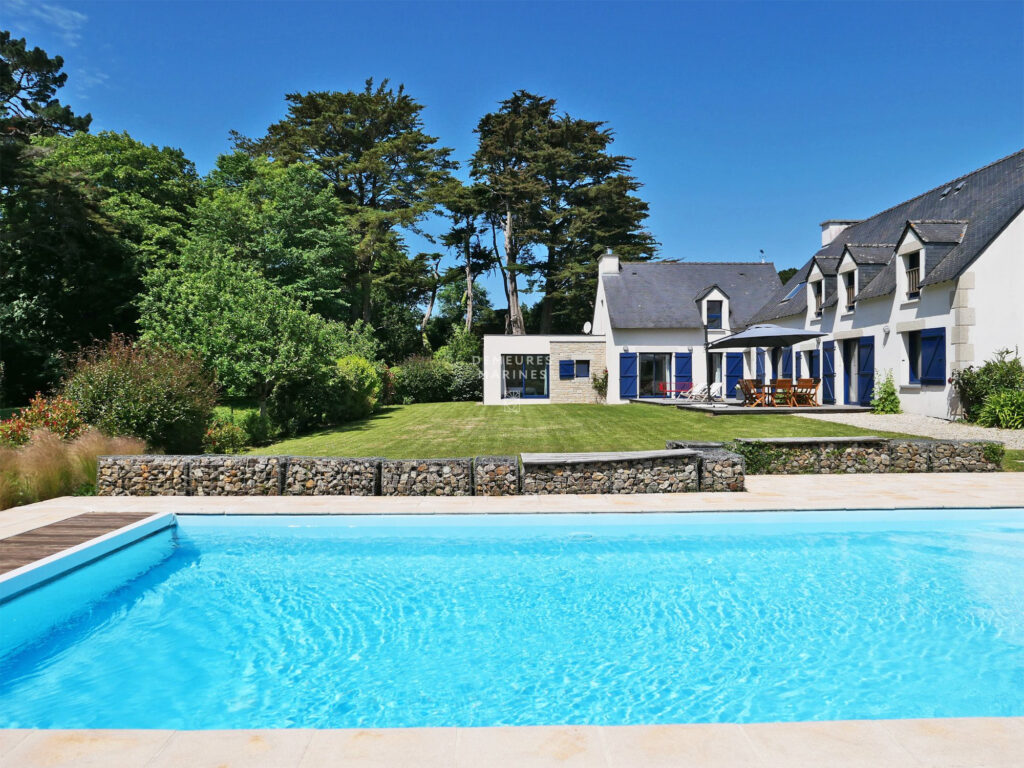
[583,321,593,334]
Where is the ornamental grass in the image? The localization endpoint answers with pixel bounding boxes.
[0,428,145,511]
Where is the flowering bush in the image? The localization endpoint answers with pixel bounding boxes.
[202,419,248,454]
[0,394,86,447]
[62,335,217,453]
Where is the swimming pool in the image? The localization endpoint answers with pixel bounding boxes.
[2,510,1024,729]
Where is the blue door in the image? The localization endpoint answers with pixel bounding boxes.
[822,341,835,404]
[619,352,638,399]
[796,353,803,379]
[781,346,793,381]
[725,352,743,399]
[858,337,875,406]
[674,352,692,392]
[756,348,765,383]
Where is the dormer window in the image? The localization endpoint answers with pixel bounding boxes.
[706,300,723,329]
[811,280,823,317]
[844,272,856,310]
[905,251,921,299]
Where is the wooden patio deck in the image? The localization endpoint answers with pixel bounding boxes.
[0,511,152,576]
[629,398,871,416]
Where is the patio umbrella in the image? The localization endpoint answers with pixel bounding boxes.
[708,324,827,349]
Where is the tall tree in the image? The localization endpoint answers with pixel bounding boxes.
[0,29,90,178]
[33,131,198,265]
[470,92,550,335]
[471,91,656,335]
[233,79,455,323]
[1,130,199,402]
[139,250,348,417]
[532,114,657,333]
[439,179,493,332]
[191,153,356,321]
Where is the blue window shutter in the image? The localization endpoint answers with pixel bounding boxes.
[619,353,638,399]
[858,337,875,406]
[674,352,692,388]
[559,360,575,380]
[781,347,793,380]
[725,353,743,398]
[822,341,836,404]
[908,331,921,384]
[756,349,765,381]
[920,329,946,385]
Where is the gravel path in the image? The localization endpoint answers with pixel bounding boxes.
[798,411,1024,449]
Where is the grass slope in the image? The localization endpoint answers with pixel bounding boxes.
[253,402,912,458]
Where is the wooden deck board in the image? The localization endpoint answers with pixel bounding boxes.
[0,512,152,575]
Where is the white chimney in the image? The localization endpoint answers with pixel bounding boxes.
[820,220,860,247]
[598,248,620,274]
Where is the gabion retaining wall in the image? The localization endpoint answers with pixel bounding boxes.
[190,455,283,496]
[473,456,519,496]
[521,453,700,495]
[729,437,1002,475]
[96,455,189,496]
[380,458,473,496]
[665,442,746,492]
[284,457,379,496]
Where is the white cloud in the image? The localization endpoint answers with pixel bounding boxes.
[2,0,89,47]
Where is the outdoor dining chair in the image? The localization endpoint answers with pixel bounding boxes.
[772,379,794,407]
[794,378,820,407]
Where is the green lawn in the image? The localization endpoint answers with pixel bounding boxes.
[253,402,914,458]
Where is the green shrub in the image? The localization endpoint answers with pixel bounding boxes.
[871,370,902,414]
[952,349,1024,422]
[62,335,217,453]
[202,418,248,453]
[392,356,451,404]
[435,326,481,364]
[448,361,483,402]
[267,354,382,436]
[335,355,383,419]
[977,389,1024,430]
[240,410,276,446]
[983,443,1006,465]
[592,369,609,401]
[726,440,784,475]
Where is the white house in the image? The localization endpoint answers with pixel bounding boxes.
[482,259,781,405]
[750,148,1024,418]
[483,149,1024,416]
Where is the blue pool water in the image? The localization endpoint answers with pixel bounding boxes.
[2,511,1024,729]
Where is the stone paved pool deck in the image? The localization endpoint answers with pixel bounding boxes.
[3,473,1024,767]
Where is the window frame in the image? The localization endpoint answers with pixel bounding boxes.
[706,299,724,330]
[501,354,550,399]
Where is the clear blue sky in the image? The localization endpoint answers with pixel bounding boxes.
[5,0,1023,307]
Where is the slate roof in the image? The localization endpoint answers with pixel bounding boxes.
[603,262,782,329]
[844,244,895,265]
[752,149,1024,322]
[908,220,968,244]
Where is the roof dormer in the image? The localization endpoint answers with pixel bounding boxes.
[806,262,825,319]
[696,284,730,332]
[837,248,859,313]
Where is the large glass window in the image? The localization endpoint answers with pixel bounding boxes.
[639,353,671,396]
[502,354,549,398]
